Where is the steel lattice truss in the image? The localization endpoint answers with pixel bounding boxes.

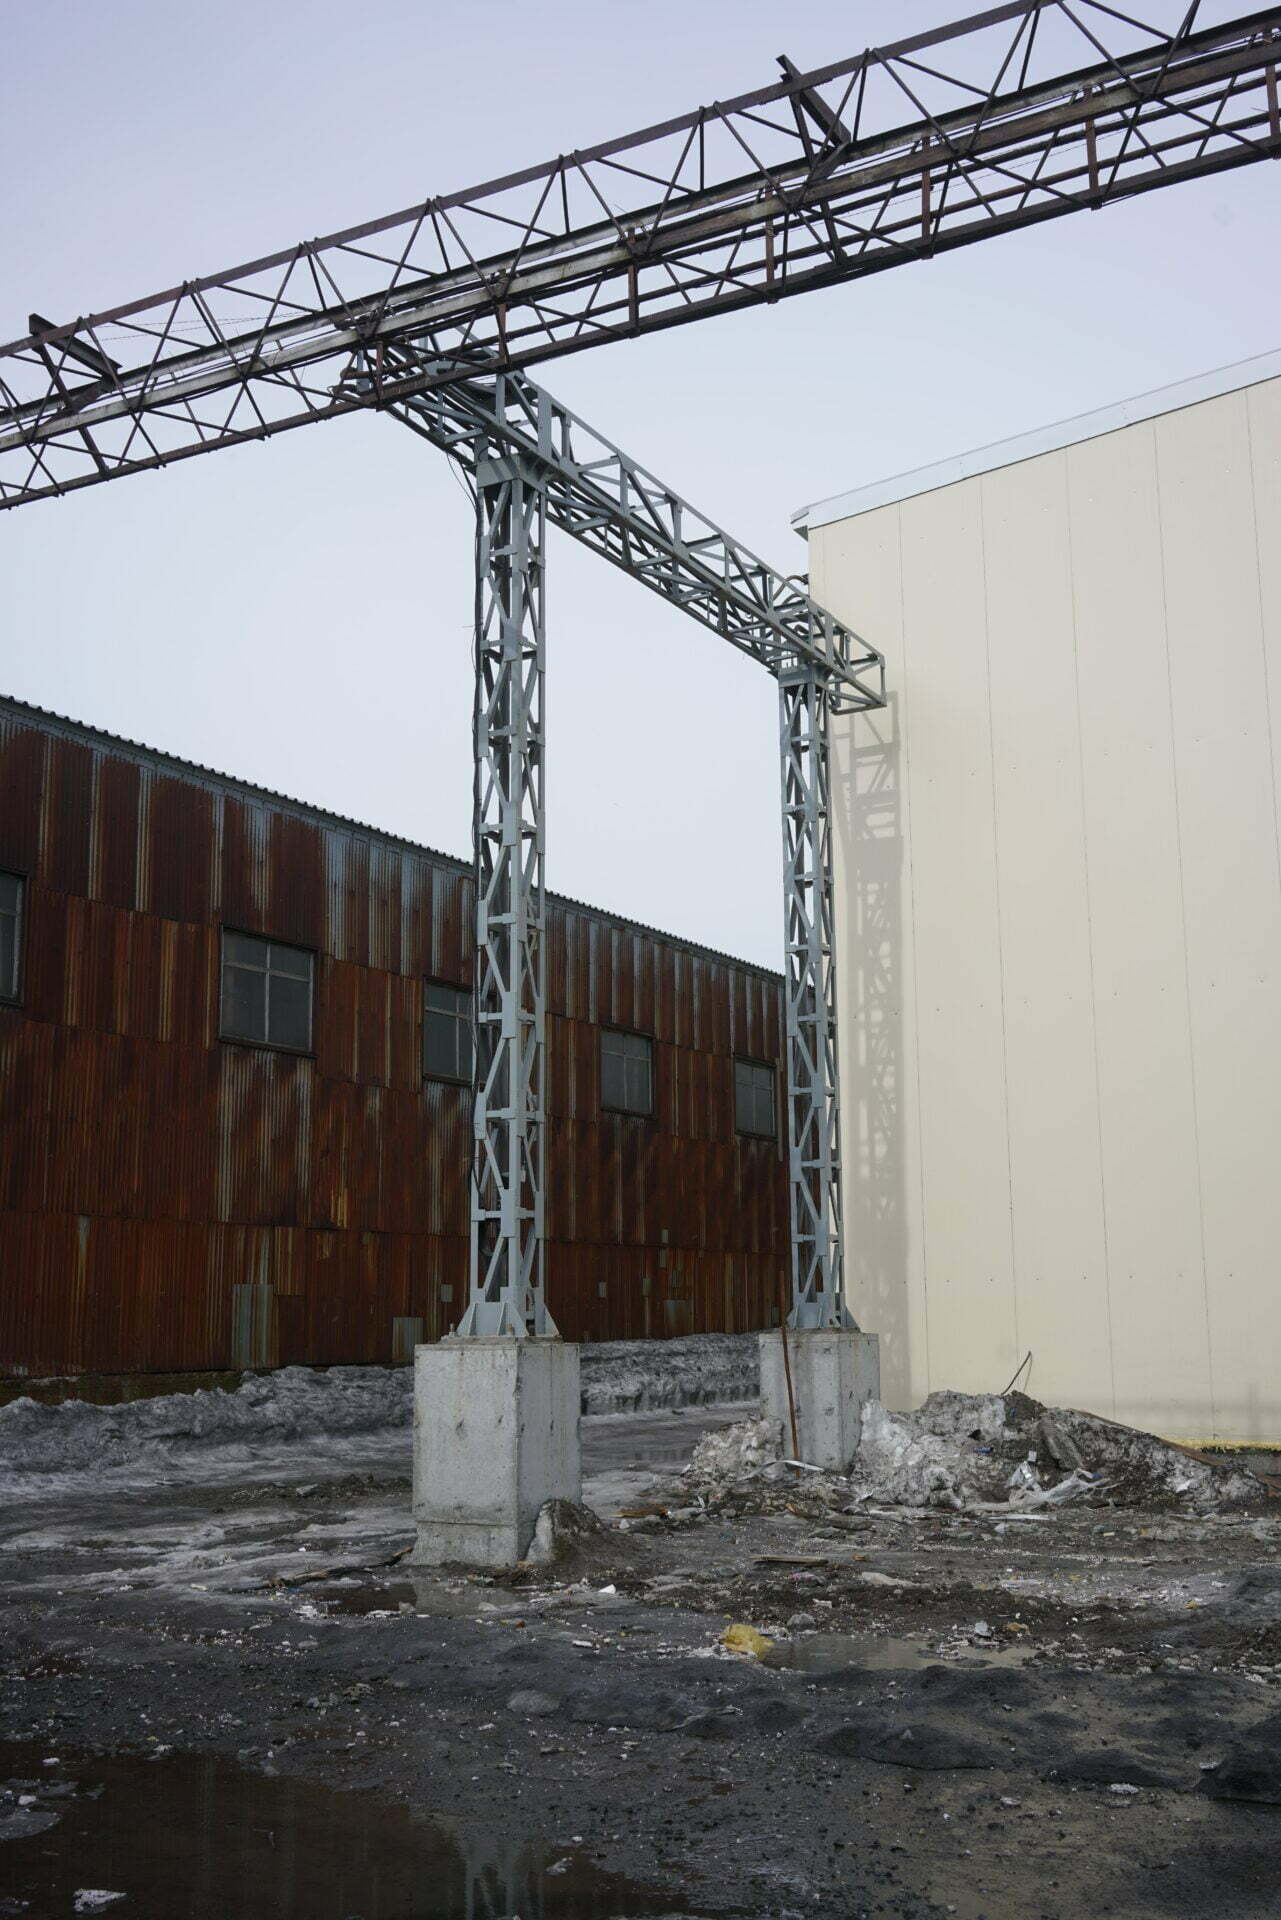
[2,1,1278,510]
[779,671,849,1327]
[366,351,884,711]
[457,455,554,1338]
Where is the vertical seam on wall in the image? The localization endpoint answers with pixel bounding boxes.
[1243,392,1281,903]
[978,479,1022,1373]
[1063,451,1119,1420]
[896,502,933,1397]
[1152,425,1218,1439]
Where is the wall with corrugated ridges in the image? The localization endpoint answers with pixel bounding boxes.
[0,703,788,1379]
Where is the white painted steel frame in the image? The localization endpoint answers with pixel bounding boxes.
[780,668,852,1329]
[456,450,555,1338]
[366,351,879,1333]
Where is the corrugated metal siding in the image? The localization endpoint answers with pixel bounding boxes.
[0,706,788,1379]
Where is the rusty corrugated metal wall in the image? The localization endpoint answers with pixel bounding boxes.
[0,701,788,1380]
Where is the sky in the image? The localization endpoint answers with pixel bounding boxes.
[1,0,1278,969]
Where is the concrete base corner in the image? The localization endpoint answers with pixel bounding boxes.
[411,1335,581,1568]
[759,1326,880,1471]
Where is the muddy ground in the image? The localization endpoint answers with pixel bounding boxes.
[2,1406,1279,1918]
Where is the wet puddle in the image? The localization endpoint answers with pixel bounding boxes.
[314,1576,528,1620]
[760,1631,1032,1675]
[0,1743,695,1917]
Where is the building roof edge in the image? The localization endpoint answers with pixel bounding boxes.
[0,692,782,984]
[791,345,1281,535]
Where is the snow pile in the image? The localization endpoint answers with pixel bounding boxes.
[851,1391,1264,1513]
[686,1414,779,1480]
[0,1335,763,1496]
[0,1365,412,1486]
[580,1333,758,1416]
[854,1400,983,1510]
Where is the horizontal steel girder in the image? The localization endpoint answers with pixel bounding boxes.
[1,3,1278,507]
[376,353,884,712]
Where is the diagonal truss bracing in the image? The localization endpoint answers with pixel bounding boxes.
[364,351,885,712]
[376,352,870,1329]
[457,451,555,1338]
[780,670,850,1329]
[1,2,1278,508]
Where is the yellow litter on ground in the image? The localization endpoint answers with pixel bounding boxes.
[721,1623,773,1658]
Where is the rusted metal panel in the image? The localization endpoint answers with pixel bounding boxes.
[0,719,45,874]
[0,701,789,1381]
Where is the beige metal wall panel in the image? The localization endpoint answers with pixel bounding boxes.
[816,369,1281,1443]
[1156,393,1281,1444]
[896,481,1021,1397]
[980,455,1115,1416]
[817,515,929,1410]
[1065,427,1212,1438]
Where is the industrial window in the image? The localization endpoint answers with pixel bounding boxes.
[602,1028,653,1116]
[424,982,473,1084]
[734,1057,777,1139]
[220,931,314,1052]
[0,872,23,1002]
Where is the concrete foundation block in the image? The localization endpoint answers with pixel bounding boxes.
[759,1327,881,1471]
[411,1336,581,1568]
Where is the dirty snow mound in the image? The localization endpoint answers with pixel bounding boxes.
[0,1366,412,1487]
[687,1415,780,1480]
[0,1335,762,1494]
[580,1333,758,1416]
[850,1392,1264,1512]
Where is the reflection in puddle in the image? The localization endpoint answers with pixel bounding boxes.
[316,1577,531,1619]
[760,1632,1032,1675]
[0,1744,693,1918]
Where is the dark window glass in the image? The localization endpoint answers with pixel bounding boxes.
[735,1058,776,1138]
[424,982,472,1084]
[602,1029,653,1116]
[0,872,22,1002]
[220,931,314,1051]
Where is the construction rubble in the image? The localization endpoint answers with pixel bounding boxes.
[653,1389,1265,1521]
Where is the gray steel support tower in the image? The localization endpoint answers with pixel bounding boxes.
[779,666,850,1329]
[456,446,555,1338]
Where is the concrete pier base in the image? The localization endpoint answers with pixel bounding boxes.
[411,1336,581,1568]
[759,1327,881,1470]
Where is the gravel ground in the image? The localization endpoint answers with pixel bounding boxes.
[2,1399,1280,1917]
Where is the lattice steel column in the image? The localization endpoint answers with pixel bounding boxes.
[779,665,854,1330]
[456,446,555,1337]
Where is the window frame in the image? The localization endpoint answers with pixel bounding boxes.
[733,1054,778,1142]
[0,868,25,1006]
[422,978,474,1087]
[218,927,316,1057]
[600,1025,655,1119]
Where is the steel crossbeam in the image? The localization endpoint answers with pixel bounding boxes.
[365,351,885,711]
[780,669,849,1328]
[1,3,1278,509]
[456,448,554,1338]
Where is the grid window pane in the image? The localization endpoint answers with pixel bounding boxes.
[0,872,20,1001]
[269,972,311,1052]
[423,983,471,1084]
[602,1030,653,1115]
[220,931,313,1050]
[735,1058,776,1138]
[224,962,268,1043]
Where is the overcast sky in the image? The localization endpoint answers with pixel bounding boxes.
[2,0,1277,968]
